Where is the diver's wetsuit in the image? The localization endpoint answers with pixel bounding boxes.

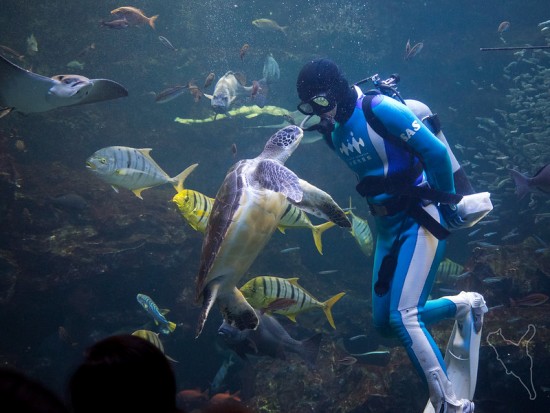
[329,86,465,392]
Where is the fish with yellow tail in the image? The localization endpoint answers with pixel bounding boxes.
[277,203,336,255]
[110,6,158,29]
[131,329,178,362]
[86,146,196,199]
[239,276,345,329]
[136,294,177,335]
[194,126,350,337]
[346,197,374,257]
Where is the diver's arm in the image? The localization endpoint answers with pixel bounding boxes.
[371,95,455,194]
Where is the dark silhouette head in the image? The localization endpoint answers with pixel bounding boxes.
[0,367,69,413]
[68,334,182,413]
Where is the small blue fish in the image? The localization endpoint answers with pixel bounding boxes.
[136,294,176,334]
[280,247,300,254]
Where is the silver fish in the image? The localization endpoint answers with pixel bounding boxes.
[203,71,255,114]
[158,35,177,52]
[155,85,188,103]
[86,146,195,199]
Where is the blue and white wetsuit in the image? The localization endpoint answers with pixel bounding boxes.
[330,87,462,387]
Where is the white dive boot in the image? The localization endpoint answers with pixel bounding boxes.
[423,292,488,413]
[426,367,475,413]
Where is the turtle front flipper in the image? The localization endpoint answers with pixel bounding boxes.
[256,160,303,203]
[293,179,351,228]
[195,282,220,338]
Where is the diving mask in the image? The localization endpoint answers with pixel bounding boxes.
[297,92,336,116]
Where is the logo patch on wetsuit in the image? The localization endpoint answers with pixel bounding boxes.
[339,132,365,156]
[400,120,421,142]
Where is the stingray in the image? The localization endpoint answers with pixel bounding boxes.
[0,55,128,117]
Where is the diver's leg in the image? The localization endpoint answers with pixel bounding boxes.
[371,219,394,336]
[384,204,474,412]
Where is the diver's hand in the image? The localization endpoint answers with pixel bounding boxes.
[440,203,464,229]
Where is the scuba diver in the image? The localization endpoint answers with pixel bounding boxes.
[296,58,488,413]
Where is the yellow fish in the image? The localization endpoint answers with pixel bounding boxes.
[346,198,374,257]
[131,329,178,362]
[172,188,214,233]
[240,276,345,329]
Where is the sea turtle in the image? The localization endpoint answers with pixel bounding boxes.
[0,55,127,116]
[194,125,351,337]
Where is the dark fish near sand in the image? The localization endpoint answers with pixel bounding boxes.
[155,85,189,103]
[509,164,550,199]
[101,18,129,29]
[509,293,549,307]
[50,193,89,211]
[194,126,350,337]
[218,310,322,368]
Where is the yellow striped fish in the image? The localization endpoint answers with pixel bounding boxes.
[346,198,374,257]
[131,329,178,362]
[436,258,465,284]
[277,203,335,254]
[172,188,214,233]
[239,276,345,329]
[173,181,333,254]
[86,146,196,199]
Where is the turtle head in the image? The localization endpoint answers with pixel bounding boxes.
[260,125,304,163]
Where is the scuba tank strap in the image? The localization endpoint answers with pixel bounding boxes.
[362,93,410,150]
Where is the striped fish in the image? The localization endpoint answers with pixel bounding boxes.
[86,146,197,199]
[436,258,465,284]
[278,203,336,254]
[131,329,178,362]
[136,294,177,335]
[172,188,214,233]
[346,198,374,257]
[239,276,345,329]
[172,176,333,253]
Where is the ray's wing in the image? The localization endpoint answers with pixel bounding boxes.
[71,78,128,106]
[0,55,127,114]
[0,54,62,113]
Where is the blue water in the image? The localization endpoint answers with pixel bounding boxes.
[1,1,549,412]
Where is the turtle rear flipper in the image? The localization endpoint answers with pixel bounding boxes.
[220,288,259,331]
